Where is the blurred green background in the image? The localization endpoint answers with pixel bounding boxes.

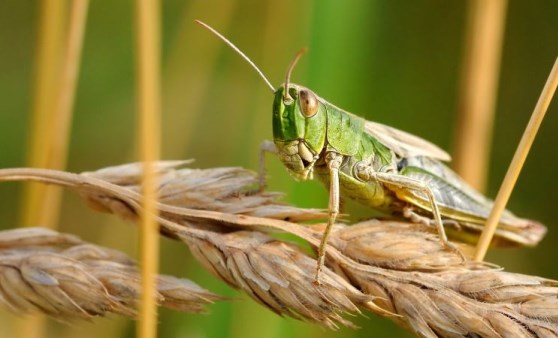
[0,1,557,337]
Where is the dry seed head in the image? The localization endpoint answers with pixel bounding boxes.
[0,163,557,336]
[0,227,222,320]
[184,230,372,329]
[82,161,326,223]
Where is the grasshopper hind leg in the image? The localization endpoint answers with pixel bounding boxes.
[373,172,466,261]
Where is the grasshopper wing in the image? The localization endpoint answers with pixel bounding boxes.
[393,157,546,247]
[364,120,451,161]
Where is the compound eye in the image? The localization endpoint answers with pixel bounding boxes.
[299,89,319,117]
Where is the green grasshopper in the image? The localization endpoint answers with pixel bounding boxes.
[196,21,546,283]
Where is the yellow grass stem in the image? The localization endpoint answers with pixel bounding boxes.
[135,0,162,337]
[50,0,89,174]
[36,0,88,230]
[19,0,66,229]
[474,56,558,261]
[453,0,507,192]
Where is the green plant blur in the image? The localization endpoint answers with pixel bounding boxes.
[0,1,557,337]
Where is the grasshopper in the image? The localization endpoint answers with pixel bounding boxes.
[196,21,546,284]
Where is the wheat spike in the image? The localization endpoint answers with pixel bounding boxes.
[0,227,221,320]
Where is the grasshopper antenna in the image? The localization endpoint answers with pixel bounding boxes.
[283,48,308,103]
[195,20,275,93]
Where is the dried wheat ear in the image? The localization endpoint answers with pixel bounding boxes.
[0,227,221,320]
[0,162,556,337]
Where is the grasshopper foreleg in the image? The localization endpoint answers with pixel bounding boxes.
[258,140,278,191]
[373,172,465,260]
[314,151,343,285]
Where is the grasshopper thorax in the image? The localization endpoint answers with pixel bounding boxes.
[272,84,327,180]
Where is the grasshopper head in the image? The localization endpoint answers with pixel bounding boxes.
[272,84,327,180]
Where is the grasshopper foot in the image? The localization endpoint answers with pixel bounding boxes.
[313,269,323,286]
[442,239,467,263]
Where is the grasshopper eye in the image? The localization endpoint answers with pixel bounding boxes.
[299,89,319,117]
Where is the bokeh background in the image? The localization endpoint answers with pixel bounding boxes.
[0,1,557,337]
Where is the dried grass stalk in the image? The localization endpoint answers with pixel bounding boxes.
[0,162,557,336]
[0,227,221,320]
